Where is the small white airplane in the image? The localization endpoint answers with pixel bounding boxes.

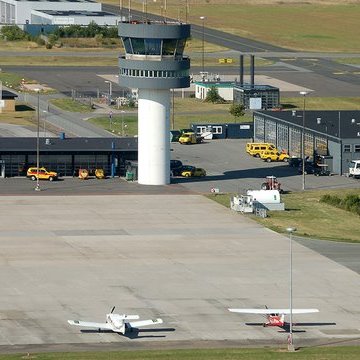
[68,306,163,335]
[228,307,319,328]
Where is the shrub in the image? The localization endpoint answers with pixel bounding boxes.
[205,86,225,104]
[320,193,360,216]
[0,25,28,41]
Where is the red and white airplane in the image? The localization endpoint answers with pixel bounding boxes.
[68,306,163,335]
[228,307,319,328]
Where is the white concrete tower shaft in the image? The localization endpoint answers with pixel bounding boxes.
[118,22,190,185]
[138,89,170,185]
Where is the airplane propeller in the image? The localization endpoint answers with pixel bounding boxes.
[110,306,115,314]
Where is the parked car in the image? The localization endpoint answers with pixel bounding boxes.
[288,157,303,167]
[180,166,206,177]
[26,167,58,181]
[170,160,183,176]
[298,162,317,175]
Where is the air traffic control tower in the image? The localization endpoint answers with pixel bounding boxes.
[118,21,190,185]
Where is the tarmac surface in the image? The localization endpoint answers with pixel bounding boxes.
[0,194,359,354]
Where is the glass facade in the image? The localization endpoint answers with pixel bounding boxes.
[254,114,265,142]
[120,68,189,79]
[264,120,276,144]
[277,123,289,153]
[121,37,187,58]
[0,153,138,178]
[289,128,302,157]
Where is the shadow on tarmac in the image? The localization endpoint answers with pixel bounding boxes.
[80,327,176,339]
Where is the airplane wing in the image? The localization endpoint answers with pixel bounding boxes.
[68,320,112,330]
[129,318,163,328]
[228,309,319,315]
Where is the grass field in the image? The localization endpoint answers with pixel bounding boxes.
[50,98,95,113]
[1,346,360,360]
[45,96,360,137]
[102,1,360,52]
[208,188,360,243]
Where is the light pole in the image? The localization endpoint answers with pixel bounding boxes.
[300,91,307,191]
[35,89,41,191]
[105,80,112,105]
[121,110,125,136]
[43,110,47,138]
[286,227,296,352]
[200,16,205,74]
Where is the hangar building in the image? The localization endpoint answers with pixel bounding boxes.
[0,0,101,24]
[0,137,137,178]
[31,10,122,26]
[254,110,360,175]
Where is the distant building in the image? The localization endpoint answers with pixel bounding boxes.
[234,84,280,110]
[31,10,122,26]
[0,0,101,24]
[195,81,235,101]
[0,89,18,112]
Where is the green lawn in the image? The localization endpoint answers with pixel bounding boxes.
[88,114,137,136]
[0,56,118,67]
[281,97,360,110]
[50,98,94,113]
[0,346,359,359]
[208,188,360,243]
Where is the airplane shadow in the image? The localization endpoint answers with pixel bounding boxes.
[245,322,336,333]
[80,327,175,340]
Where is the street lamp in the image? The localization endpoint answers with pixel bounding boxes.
[34,89,41,191]
[105,80,112,105]
[286,227,297,352]
[200,16,205,74]
[121,110,125,136]
[43,110,47,138]
[300,91,307,191]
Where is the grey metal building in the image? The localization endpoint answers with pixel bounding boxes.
[253,110,360,175]
[31,10,122,26]
[0,0,100,24]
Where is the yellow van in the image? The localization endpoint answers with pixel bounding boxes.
[246,142,267,154]
[248,143,276,157]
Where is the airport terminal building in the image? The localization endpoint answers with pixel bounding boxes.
[253,110,360,175]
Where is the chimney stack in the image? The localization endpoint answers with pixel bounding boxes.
[239,54,244,86]
[250,55,255,87]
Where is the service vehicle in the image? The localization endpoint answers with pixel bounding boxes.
[246,142,274,154]
[260,150,290,162]
[260,175,282,192]
[349,160,360,178]
[26,167,58,181]
[248,143,276,157]
[95,168,105,179]
[179,132,203,145]
[180,165,206,177]
[78,169,89,180]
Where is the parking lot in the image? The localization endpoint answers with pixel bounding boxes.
[1,139,359,196]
